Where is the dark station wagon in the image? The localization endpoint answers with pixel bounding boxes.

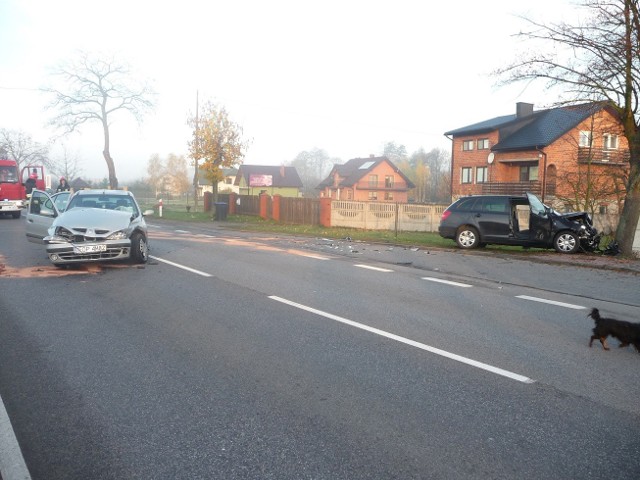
[438,192,600,254]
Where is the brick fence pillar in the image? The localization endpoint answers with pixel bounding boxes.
[271,195,281,222]
[228,192,237,215]
[319,197,332,227]
[259,193,269,220]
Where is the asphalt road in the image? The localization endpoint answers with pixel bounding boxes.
[1,217,639,479]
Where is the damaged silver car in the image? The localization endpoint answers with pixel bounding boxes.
[26,189,153,266]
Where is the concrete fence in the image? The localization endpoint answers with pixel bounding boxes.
[330,200,447,232]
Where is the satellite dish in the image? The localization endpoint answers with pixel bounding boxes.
[487,152,495,164]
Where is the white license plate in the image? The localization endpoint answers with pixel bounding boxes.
[74,244,107,254]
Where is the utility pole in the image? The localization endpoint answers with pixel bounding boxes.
[192,90,199,212]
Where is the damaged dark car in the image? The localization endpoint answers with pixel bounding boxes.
[438,192,600,254]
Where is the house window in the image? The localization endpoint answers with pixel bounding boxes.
[579,131,592,148]
[476,167,488,183]
[368,191,378,201]
[225,177,233,184]
[599,205,608,214]
[461,167,472,184]
[603,134,618,150]
[385,175,394,188]
[477,138,489,150]
[384,192,394,201]
[519,165,538,181]
[368,174,378,188]
[347,190,353,200]
[462,140,474,151]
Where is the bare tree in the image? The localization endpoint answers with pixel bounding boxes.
[289,148,335,197]
[50,143,83,182]
[146,154,166,197]
[0,128,50,172]
[45,51,156,189]
[494,0,640,255]
[165,153,191,196]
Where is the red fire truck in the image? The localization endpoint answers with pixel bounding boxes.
[0,159,46,219]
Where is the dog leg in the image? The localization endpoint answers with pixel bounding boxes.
[600,338,610,350]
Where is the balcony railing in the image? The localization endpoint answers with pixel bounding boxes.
[480,181,557,197]
[578,148,630,164]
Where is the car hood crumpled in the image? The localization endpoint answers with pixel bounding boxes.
[54,208,134,232]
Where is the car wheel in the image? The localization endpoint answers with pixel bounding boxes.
[553,231,579,253]
[130,232,149,263]
[456,226,480,249]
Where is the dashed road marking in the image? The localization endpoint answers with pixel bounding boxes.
[516,295,586,309]
[355,264,393,272]
[422,277,472,288]
[269,295,535,384]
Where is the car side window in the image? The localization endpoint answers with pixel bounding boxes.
[480,198,508,213]
[29,191,54,216]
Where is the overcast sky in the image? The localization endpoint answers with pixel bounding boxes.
[0,0,577,182]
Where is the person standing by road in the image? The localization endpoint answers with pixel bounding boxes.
[55,177,71,192]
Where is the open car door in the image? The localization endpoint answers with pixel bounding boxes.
[526,192,552,243]
[25,190,69,243]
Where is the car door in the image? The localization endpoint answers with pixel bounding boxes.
[475,197,511,240]
[25,190,60,243]
[526,192,553,245]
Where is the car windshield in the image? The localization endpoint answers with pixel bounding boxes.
[67,195,136,213]
[0,166,18,183]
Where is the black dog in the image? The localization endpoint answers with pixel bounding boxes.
[588,308,640,352]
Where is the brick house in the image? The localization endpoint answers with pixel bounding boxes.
[444,102,629,213]
[234,165,303,197]
[317,156,415,202]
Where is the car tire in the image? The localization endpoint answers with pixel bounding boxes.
[130,232,149,263]
[553,231,579,254]
[456,226,480,249]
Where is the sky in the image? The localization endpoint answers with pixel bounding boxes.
[0,0,577,183]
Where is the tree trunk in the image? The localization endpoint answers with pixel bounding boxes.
[102,117,118,189]
[615,159,640,255]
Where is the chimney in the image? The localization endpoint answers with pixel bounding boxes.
[516,102,534,118]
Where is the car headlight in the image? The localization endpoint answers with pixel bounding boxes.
[47,226,74,243]
[107,230,128,240]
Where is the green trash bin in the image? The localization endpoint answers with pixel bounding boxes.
[214,202,228,220]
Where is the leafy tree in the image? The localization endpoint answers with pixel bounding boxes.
[382,141,408,163]
[0,128,50,172]
[45,51,156,190]
[494,0,640,255]
[289,147,336,197]
[188,101,249,204]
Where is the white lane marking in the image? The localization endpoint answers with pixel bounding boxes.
[175,230,190,233]
[422,277,472,288]
[516,295,586,310]
[269,296,535,384]
[299,254,330,260]
[0,394,32,480]
[355,264,393,272]
[150,256,212,277]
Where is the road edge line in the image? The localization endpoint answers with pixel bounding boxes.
[0,393,31,480]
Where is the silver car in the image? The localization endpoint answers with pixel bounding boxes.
[26,189,153,266]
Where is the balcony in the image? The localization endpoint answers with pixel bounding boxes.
[578,148,630,164]
[480,181,557,197]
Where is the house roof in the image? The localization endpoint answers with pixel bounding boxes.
[444,102,607,152]
[197,167,238,186]
[234,165,303,188]
[317,156,415,189]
